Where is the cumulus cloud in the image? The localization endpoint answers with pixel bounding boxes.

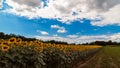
[110,33,120,40]
[0,0,2,8]
[35,36,77,44]
[57,28,67,33]
[35,33,120,44]
[2,0,120,26]
[12,0,41,8]
[51,25,60,29]
[86,0,120,12]
[51,24,67,33]
[67,35,78,38]
[37,30,49,35]
[91,4,120,26]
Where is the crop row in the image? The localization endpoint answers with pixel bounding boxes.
[0,38,102,68]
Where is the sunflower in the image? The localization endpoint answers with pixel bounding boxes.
[8,37,16,45]
[0,42,3,46]
[39,46,44,52]
[0,41,8,46]
[10,38,16,42]
[38,41,43,45]
[0,39,4,42]
[3,41,8,45]
[2,45,10,51]
[29,41,34,46]
[16,38,22,45]
[21,41,28,47]
[34,47,39,51]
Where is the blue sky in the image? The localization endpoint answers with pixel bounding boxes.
[0,0,120,44]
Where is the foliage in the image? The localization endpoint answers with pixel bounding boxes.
[0,32,36,41]
[0,38,102,68]
[83,40,120,46]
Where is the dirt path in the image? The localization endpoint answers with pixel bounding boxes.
[74,50,103,68]
[109,57,119,68]
[74,47,120,68]
[95,56,102,68]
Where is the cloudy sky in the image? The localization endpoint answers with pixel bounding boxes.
[0,0,120,44]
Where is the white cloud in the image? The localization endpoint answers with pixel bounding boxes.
[35,36,76,44]
[51,24,67,33]
[57,28,67,33]
[35,33,120,44]
[0,0,3,8]
[67,35,78,38]
[37,30,49,35]
[110,33,120,40]
[91,4,120,26]
[2,0,120,26]
[12,0,42,8]
[51,25,60,29]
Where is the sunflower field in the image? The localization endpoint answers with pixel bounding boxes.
[0,38,102,68]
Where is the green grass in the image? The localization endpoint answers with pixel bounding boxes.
[105,46,120,56]
[103,46,120,67]
[76,46,120,68]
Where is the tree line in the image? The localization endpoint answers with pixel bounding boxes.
[0,32,68,44]
[82,40,120,46]
[0,32,36,41]
[1,32,120,45]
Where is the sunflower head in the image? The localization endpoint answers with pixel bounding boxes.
[0,42,3,46]
[7,38,15,45]
[34,47,39,51]
[21,41,28,47]
[16,38,22,45]
[0,39,4,42]
[39,46,44,53]
[2,45,10,51]
[3,42,8,45]
[0,41,8,46]
[29,41,34,46]
[38,41,43,45]
[9,38,16,42]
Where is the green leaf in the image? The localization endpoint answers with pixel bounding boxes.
[38,58,46,65]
